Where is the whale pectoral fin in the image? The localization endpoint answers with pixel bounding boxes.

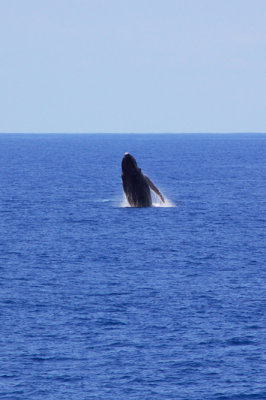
[145,176,165,203]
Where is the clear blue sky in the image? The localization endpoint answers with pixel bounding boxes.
[0,0,265,133]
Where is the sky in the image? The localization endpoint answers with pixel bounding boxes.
[0,0,265,133]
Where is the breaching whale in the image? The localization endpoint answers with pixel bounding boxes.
[121,153,165,207]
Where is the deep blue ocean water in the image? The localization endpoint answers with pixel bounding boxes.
[0,133,265,400]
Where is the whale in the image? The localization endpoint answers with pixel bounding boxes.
[121,153,165,207]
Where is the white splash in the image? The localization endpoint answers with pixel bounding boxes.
[120,194,176,208]
[120,196,130,207]
[152,197,176,207]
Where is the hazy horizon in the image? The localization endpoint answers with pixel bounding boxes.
[1,132,265,135]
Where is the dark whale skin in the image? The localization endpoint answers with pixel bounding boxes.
[121,153,165,207]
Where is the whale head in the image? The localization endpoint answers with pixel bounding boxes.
[121,153,140,175]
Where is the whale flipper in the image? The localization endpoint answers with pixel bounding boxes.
[145,176,165,203]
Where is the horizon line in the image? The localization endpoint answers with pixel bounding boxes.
[0,131,265,135]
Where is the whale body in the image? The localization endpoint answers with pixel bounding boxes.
[121,153,165,207]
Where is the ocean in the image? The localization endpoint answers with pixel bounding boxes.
[0,133,265,400]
